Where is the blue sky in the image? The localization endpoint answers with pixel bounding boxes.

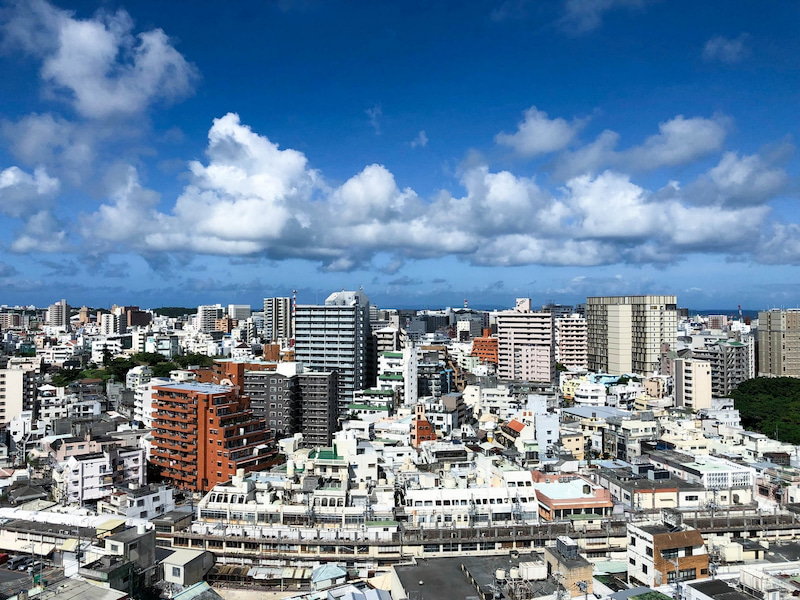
[0,0,798,311]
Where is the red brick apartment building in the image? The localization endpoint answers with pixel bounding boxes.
[150,382,275,492]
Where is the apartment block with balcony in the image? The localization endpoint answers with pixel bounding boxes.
[496,298,554,383]
[150,382,276,492]
[53,447,145,505]
[555,314,588,370]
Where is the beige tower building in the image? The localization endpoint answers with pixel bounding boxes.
[674,358,712,410]
[586,295,677,375]
[496,298,554,382]
[758,309,800,377]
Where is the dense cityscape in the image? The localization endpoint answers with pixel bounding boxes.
[0,294,798,600]
[2,0,799,599]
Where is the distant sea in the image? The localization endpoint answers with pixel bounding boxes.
[688,308,760,319]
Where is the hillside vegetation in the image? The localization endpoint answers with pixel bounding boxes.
[730,377,800,444]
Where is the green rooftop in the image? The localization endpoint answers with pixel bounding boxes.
[379,374,403,380]
[309,449,343,461]
[348,404,390,411]
[382,352,403,358]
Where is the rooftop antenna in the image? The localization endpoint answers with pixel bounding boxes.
[464,298,468,309]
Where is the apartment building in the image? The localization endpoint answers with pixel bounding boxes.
[53,447,146,504]
[496,298,554,383]
[471,328,499,365]
[688,338,753,397]
[555,314,588,370]
[299,371,338,448]
[627,522,709,587]
[586,295,677,375]
[294,289,371,413]
[0,367,37,424]
[674,358,712,411]
[758,309,800,377]
[48,298,70,328]
[263,296,293,342]
[196,304,224,333]
[150,382,275,492]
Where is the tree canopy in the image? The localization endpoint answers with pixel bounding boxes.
[730,377,800,445]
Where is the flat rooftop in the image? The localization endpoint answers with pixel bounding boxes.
[394,553,554,600]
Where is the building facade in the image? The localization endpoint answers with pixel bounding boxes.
[263,296,293,342]
[496,298,554,383]
[758,309,800,377]
[587,295,677,375]
[555,314,588,370]
[151,382,275,492]
[294,290,371,413]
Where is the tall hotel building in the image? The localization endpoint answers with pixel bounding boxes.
[150,382,274,492]
[496,298,554,382]
[586,295,677,375]
[294,290,371,414]
[758,309,800,377]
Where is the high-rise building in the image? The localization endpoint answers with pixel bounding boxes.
[47,298,70,328]
[674,358,712,410]
[555,314,588,370]
[263,297,293,342]
[294,289,371,413]
[0,367,37,424]
[244,362,301,439]
[496,298,554,382]
[758,309,800,377]
[197,304,224,333]
[150,382,275,492]
[298,371,338,448]
[586,295,677,375]
[687,338,753,396]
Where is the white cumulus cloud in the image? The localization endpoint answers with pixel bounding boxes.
[496,106,584,157]
[3,0,198,119]
[0,166,60,217]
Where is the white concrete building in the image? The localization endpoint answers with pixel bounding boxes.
[54,447,146,504]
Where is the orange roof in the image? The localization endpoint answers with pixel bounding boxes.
[506,420,525,433]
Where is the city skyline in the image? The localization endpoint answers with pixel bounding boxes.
[0,1,799,309]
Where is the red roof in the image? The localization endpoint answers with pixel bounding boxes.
[506,419,525,433]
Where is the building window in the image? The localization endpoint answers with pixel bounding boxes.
[646,547,653,557]
[172,567,181,577]
[642,565,648,574]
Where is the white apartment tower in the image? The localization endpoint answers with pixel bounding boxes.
[758,309,800,377]
[496,298,554,383]
[47,298,70,328]
[263,297,293,342]
[586,295,677,375]
[196,304,224,333]
[555,314,588,370]
[294,289,371,414]
[674,358,712,411]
